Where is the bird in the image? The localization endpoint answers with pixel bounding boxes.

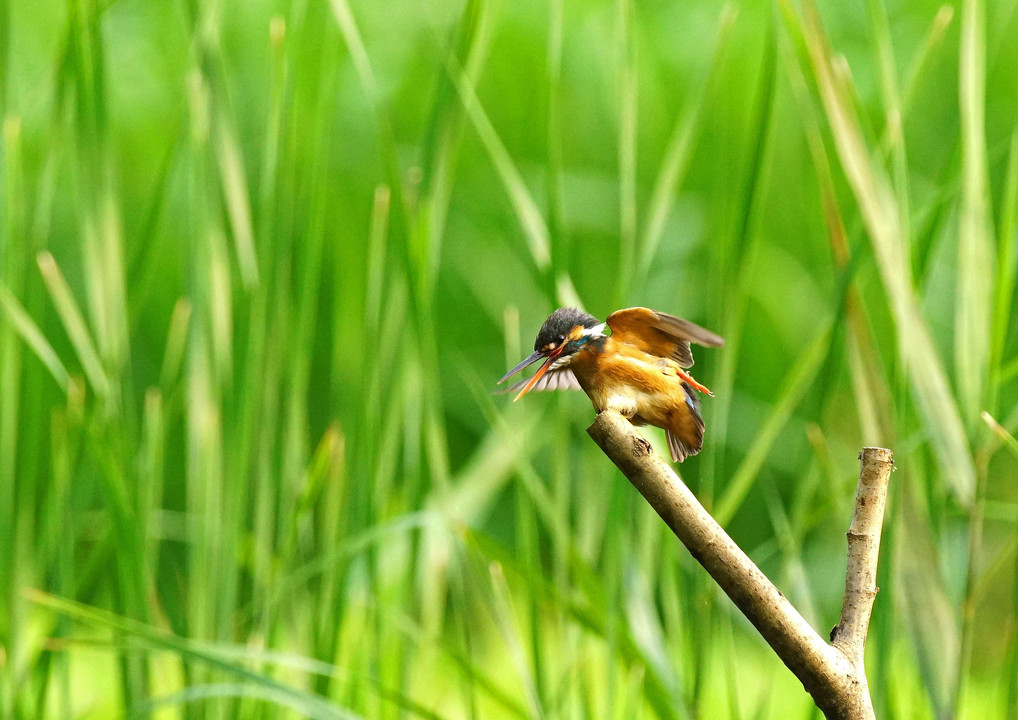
[498,307,724,462]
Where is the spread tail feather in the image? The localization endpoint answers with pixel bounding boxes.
[666,383,706,463]
[666,428,702,463]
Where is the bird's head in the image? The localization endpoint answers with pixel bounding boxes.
[498,307,605,401]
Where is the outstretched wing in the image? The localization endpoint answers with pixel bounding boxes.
[606,307,724,368]
[496,368,583,395]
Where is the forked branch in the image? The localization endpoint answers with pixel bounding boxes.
[587,411,893,720]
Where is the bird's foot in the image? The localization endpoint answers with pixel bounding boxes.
[603,397,639,419]
[677,369,714,396]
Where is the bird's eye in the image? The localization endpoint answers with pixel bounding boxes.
[557,334,565,343]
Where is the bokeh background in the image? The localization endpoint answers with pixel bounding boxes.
[2,0,1017,717]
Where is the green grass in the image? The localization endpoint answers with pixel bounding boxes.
[1,0,1018,717]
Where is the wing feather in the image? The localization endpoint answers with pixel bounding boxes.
[606,307,724,368]
[496,368,583,395]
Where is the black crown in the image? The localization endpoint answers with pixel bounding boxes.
[535,307,600,351]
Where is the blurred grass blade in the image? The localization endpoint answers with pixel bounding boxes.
[967,520,1018,606]
[0,115,26,720]
[624,572,678,700]
[639,5,737,284]
[761,475,819,626]
[36,251,110,400]
[215,114,260,289]
[327,0,410,246]
[159,298,192,390]
[0,282,70,390]
[616,0,637,303]
[82,183,131,378]
[982,411,1018,461]
[992,128,1018,387]
[898,6,954,129]
[281,428,344,561]
[364,186,391,340]
[956,0,994,422]
[327,0,379,98]
[867,0,909,241]
[547,0,566,279]
[448,57,551,273]
[487,563,546,719]
[133,684,364,720]
[898,487,961,716]
[417,0,497,294]
[139,389,164,578]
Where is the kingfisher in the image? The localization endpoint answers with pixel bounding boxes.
[498,307,724,462]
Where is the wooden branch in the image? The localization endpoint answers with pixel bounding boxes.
[831,448,893,659]
[587,411,893,720]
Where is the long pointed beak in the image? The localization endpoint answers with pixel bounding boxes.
[512,355,556,402]
[498,351,544,385]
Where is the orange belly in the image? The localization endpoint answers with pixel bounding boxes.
[569,339,705,461]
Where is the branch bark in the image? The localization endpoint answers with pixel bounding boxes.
[587,411,893,720]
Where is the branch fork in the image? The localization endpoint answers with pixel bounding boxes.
[587,411,893,720]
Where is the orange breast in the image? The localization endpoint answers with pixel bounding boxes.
[570,338,689,422]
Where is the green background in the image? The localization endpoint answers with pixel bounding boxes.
[1,0,1017,717]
